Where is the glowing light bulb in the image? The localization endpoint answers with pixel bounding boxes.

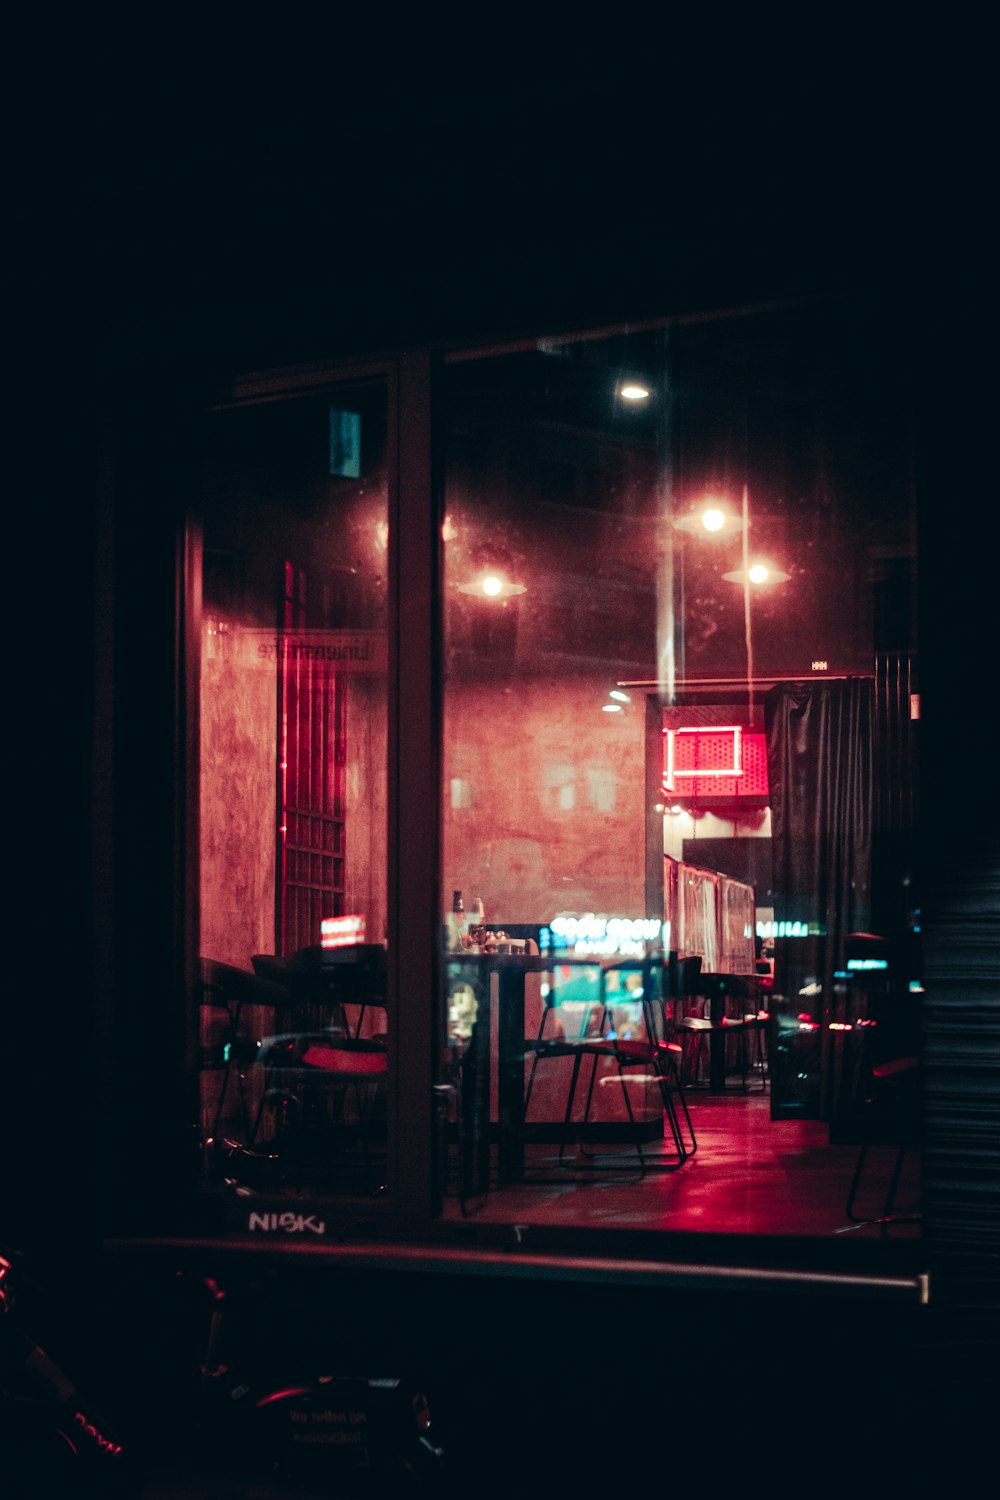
[620,384,650,401]
[701,507,726,533]
[602,703,623,713]
[609,689,630,703]
[458,571,526,598]
[723,557,789,586]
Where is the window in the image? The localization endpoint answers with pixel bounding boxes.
[438,300,920,1242]
[196,379,393,1209]
[178,299,921,1260]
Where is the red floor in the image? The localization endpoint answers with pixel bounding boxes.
[445,1091,922,1238]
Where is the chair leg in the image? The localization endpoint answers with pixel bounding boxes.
[845,1142,870,1223]
[615,1061,646,1171]
[881,1145,907,1236]
[577,1052,604,1153]
[682,1029,706,1088]
[576,1053,691,1173]
[210,1062,232,1141]
[558,1052,584,1165]
[209,999,251,1142]
[576,1057,654,1173]
[522,1010,552,1117]
[663,1053,697,1157]
[742,1020,768,1093]
[523,1048,543,1117]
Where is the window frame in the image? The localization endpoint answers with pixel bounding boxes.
[104,315,933,1297]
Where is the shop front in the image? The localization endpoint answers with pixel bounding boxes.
[92,291,953,1304]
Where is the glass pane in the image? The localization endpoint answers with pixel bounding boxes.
[196,382,391,1208]
[438,301,921,1241]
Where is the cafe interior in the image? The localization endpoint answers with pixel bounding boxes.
[194,296,921,1248]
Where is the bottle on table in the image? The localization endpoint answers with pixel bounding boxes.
[446,890,465,951]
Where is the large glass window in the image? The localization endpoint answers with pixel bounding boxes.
[438,301,920,1240]
[195,380,393,1213]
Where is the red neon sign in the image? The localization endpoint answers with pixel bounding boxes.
[662,725,769,799]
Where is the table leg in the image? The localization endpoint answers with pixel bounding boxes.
[709,986,727,1093]
[461,973,492,1199]
[497,968,526,1182]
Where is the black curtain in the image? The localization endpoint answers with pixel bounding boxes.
[765,679,874,1119]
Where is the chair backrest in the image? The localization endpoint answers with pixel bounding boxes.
[667,951,703,997]
[691,970,759,1000]
[201,957,288,1010]
[252,944,387,1008]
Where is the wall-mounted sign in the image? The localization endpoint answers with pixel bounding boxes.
[237,629,388,674]
[662,723,769,799]
[329,406,362,478]
[540,913,666,958]
[321,914,366,949]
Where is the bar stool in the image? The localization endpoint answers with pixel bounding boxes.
[845,1054,921,1233]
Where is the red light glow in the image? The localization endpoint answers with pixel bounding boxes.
[321,914,366,949]
[256,1387,314,1408]
[301,1044,386,1074]
[73,1412,123,1457]
[663,724,769,798]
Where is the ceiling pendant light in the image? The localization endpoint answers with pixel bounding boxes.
[457,569,527,599]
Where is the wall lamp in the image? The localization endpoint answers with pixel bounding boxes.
[723,559,790,586]
[457,570,526,599]
[673,500,745,539]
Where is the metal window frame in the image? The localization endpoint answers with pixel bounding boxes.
[174,354,442,1235]
[105,312,935,1296]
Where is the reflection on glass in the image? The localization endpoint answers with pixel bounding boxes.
[196,384,390,1205]
[439,303,920,1238]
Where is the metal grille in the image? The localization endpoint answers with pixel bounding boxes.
[277,563,346,955]
[663,726,769,799]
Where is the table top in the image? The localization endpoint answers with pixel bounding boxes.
[447,951,757,973]
[446,951,663,971]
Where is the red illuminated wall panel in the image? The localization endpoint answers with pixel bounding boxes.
[663,725,769,800]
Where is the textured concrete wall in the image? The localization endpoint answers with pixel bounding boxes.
[200,616,277,969]
[443,672,646,927]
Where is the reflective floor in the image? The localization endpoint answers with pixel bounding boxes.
[444,1092,922,1239]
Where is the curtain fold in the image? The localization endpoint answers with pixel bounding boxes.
[765,679,874,1118]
